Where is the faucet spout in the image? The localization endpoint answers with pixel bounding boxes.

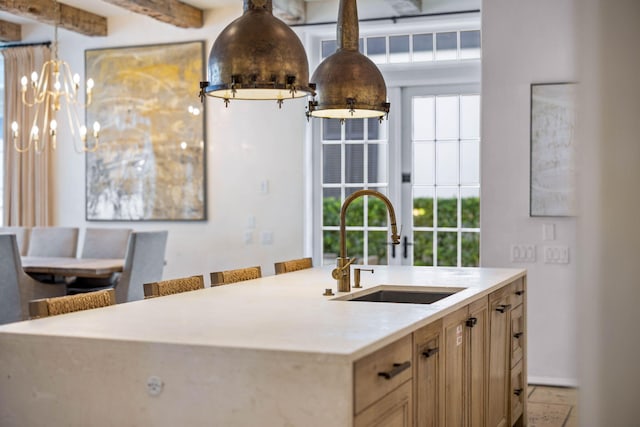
[334,189,401,292]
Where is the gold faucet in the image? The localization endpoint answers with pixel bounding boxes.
[331,189,401,292]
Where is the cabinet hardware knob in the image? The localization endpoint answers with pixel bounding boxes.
[378,361,411,380]
[513,332,523,339]
[495,304,512,313]
[465,317,478,328]
[422,348,439,358]
[514,388,523,396]
[515,290,525,296]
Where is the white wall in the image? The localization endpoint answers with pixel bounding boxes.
[576,0,640,424]
[20,5,308,279]
[481,0,577,385]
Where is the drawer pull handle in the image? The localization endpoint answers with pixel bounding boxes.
[466,317,477,328]
[422,348,439,358]
[515,290,525,296]
[495,304,512,313]
[513,332,523,339]
[378,361,411,380]
[514,388,523,396]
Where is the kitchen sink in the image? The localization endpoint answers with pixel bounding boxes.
[335,286,465,305]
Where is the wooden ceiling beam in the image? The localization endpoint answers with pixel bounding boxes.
[0,18,21,41]
[273,0,305,24]
[0,0,107,37]
[384,0,421,15]
[101,0,203,28]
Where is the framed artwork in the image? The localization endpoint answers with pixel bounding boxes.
[85,41,206,221]
[530,82,577,217]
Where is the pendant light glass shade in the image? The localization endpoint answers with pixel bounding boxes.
[200,0,314,105]
[307,0,390,119]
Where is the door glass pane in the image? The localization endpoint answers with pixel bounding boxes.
[389,35,410,63]
[345,119,364,140]
[322,40,337,59]
[461,232,480,266]
[435,32,457,60]
[460,30,481,59]
[413,187,434,228]
[347,231,364,261]
[413,141,435,185]
[461,188,480,228]
[323,230,339,264]
[323,145,341,184]
[367,37,386,63]
[414,231,434,266]
[368,195,388,227]
[437,187,458,228]
[437,232,457,266]
[345,144,364,184]
[368,144,388,184]
[436,96,459,139]
[460,140,479,185]
[322,119,341,140]
[368,230,388,265]
[344,187,365,226]
[436,141,458,185]
[460,95,480,139]
[413,97,435,140]
[323,188,341,227]
[413,33,433,61]
[368,117,381,140]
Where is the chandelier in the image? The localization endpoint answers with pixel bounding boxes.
[11,1,100,153]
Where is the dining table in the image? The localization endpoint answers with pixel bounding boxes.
[21,256,124,279]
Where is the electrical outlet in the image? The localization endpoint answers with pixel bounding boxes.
[146,376,163,396]
[510,244,536,263]
[543,246,570,264]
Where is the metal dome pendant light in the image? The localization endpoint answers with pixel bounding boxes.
[199,0,314,107]
[307,0,390,120]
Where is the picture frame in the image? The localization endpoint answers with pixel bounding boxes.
[85,41,207,221]
[530,82,577,217]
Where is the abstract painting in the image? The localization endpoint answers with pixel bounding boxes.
[85,41,206,221]
[530,83,577,217]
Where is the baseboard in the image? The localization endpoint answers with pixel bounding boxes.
[528,376,578,388]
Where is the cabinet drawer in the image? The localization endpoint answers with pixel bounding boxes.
[511,304,524,367]
[510,277,526,307]
[511,360,525,425]
[354,334,413,414]
[354,380,413,427]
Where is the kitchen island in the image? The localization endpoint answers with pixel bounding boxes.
[0,266,526,426]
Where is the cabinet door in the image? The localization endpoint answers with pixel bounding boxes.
[414,320,443,427]
[354,380,413,427]
[488,288,511,427]
[468,297,488,427]
[442,306,469,427]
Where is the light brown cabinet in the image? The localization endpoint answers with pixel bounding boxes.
[354,277,526,427]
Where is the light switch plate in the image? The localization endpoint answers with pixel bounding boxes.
[543,223,556,241]
[510,244,536,263]
[543,246,570,264]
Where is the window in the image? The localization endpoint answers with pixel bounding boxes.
[0,57,4,225]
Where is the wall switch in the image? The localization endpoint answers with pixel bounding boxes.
[247,215,256,229]
[261,231,273,245]
[543,246,570,264]
[543,223,556,241]
[244,230,253,244]
[510,244,536,263]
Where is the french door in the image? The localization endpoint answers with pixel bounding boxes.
[394,84,481,267]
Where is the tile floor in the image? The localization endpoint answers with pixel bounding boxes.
[527,385,578,427]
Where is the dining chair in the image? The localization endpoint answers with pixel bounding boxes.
[26,226,79,257]
[0,226,30,256]
[29,289,116,319]
[210,266,262,286]
[144,275,205,298]
[69,228,133,289]
[274,257,313,275]
[0,234,67,325]
[67,231,169,304]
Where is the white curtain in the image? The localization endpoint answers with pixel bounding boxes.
[2,45,53,227]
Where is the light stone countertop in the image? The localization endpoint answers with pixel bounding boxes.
[0,265,525,362]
